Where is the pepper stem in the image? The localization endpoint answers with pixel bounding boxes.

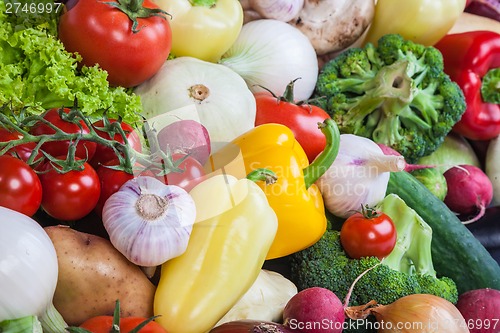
[303,118,341,189]
[188,0,217,7]
[247,168,278,185]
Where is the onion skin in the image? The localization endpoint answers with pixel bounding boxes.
[370,294,469,333]
[209,320,295,333]
[456,288,500,333]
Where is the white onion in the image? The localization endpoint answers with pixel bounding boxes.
[135,57,256,150]
[0,207,66,332]
[219,19,318,101]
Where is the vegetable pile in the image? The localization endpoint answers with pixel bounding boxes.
[2,0,500,333]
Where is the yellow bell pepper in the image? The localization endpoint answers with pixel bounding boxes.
[363,0,467,46]
[154,174,278,333]
[207,118,340,260]
[152,0,243,62]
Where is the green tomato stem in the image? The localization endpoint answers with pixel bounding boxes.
[100,0,171,33]
[0,104,152,174]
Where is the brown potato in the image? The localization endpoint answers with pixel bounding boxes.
[44,225,156,325]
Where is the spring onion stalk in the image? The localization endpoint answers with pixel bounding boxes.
[0,316,42,333]
[0,207,67,333]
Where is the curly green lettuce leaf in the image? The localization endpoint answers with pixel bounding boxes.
[0,0,143,125]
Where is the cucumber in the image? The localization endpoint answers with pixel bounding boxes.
[387,171,500,294]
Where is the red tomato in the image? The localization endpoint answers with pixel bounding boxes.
[254,91,331,163]
[0,128,19,150]
[29,108,97,160]
[0,128,42,163]
[340,208,397,260]
[38,159,101,221]
[155,153,206,192]
[58,0,172,87]
[79,316,167,333]
[94,159,135,217]
[90,119,143,169]
[0,155,42,216]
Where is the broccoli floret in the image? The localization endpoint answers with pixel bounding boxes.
[289,196,459,306]
[289,228,458,306]
[289,194,459,333]
[313,34,466,163]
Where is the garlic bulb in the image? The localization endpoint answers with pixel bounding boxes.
[316,134,405,218]
[102,176,196,268]
[249,0,304,22]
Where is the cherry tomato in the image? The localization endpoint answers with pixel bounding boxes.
[254,90,331,163]
[340,207,397,260]
[79,316,167,333]
[38,159,101,221]
[94,159,135,217]
[90,119,143,169]
[58,0,172,87]
[29,108,97,160]
[0,128,42,163]
[155,153,206,192]
[0,128,19,150]
[0,155,42,216]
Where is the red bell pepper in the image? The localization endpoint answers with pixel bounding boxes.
[434,30,500,141]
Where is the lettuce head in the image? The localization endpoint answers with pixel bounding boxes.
[0,0,143,125]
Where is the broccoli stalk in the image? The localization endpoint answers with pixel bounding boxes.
[314,34,466,163]
[380,195,435,277]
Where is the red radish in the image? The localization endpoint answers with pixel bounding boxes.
[443,164,493,224]
[156,120,211,165]
[283,287,345,333]
[456,288,500,333]
[377,143,435,172]
[282,264,379,333]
